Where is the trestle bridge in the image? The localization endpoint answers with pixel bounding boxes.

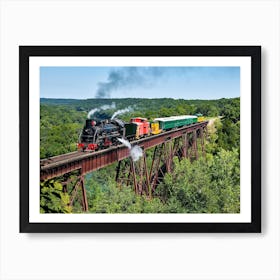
[40,121,208,211]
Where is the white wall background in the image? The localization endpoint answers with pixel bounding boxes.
[0,0,279,279]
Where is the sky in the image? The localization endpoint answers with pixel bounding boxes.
[40,66,240,100]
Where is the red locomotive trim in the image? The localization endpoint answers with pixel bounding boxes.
[104,139,112,147]
[77,143,85,148]
[87,143,98,150]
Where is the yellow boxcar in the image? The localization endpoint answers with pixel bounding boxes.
[197,114,205,122]
[151,122,162,134]
[197,116,205,122]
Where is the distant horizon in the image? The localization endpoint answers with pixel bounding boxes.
[40,96,240,101]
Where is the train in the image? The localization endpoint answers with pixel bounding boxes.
[77,114,205,152]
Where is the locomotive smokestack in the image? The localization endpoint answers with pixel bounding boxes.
[85,119,94,128]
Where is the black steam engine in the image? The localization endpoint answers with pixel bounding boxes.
[78,118,125,151]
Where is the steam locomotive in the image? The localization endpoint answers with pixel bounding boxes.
[77,118,126,151]
[78,114,205,152]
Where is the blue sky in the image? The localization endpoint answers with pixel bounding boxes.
[40,66,240,100]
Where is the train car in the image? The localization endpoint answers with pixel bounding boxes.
[196,113,205,122]
[150,121,162,135]
[125,117,150,139]
[153,115,198,130]
[124,122,138,139]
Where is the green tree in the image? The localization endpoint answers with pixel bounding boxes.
[40,180,72,213]
[155,149,240,213]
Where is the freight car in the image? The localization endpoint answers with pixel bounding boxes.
[196,113,205,122]
[125,117,150,140]
[78,114,204,151]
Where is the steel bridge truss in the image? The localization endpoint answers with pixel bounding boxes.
[57,171,89,212]
[115,127,206,198]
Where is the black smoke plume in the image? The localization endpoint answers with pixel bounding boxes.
[95,67,164,98]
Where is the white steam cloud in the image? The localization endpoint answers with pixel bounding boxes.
[87,108,99,119]
[117,138,143,162]
[87,102,116,119]
[100,102,116,110]
[111,106,133,120]
[130,146,143,162]
[117,138,131,149]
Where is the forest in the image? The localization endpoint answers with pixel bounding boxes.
[40,97,240,214]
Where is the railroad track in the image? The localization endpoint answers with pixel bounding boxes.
[40,151,82,167]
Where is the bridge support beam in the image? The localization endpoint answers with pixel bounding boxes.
[181,133,188,158]
[80,176,89,212]
[62,172,88,212]
[200,127,206,157]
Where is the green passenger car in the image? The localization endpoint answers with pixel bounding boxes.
[154,115,198,130]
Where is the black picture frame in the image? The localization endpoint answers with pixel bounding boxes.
[20,46,261,233]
